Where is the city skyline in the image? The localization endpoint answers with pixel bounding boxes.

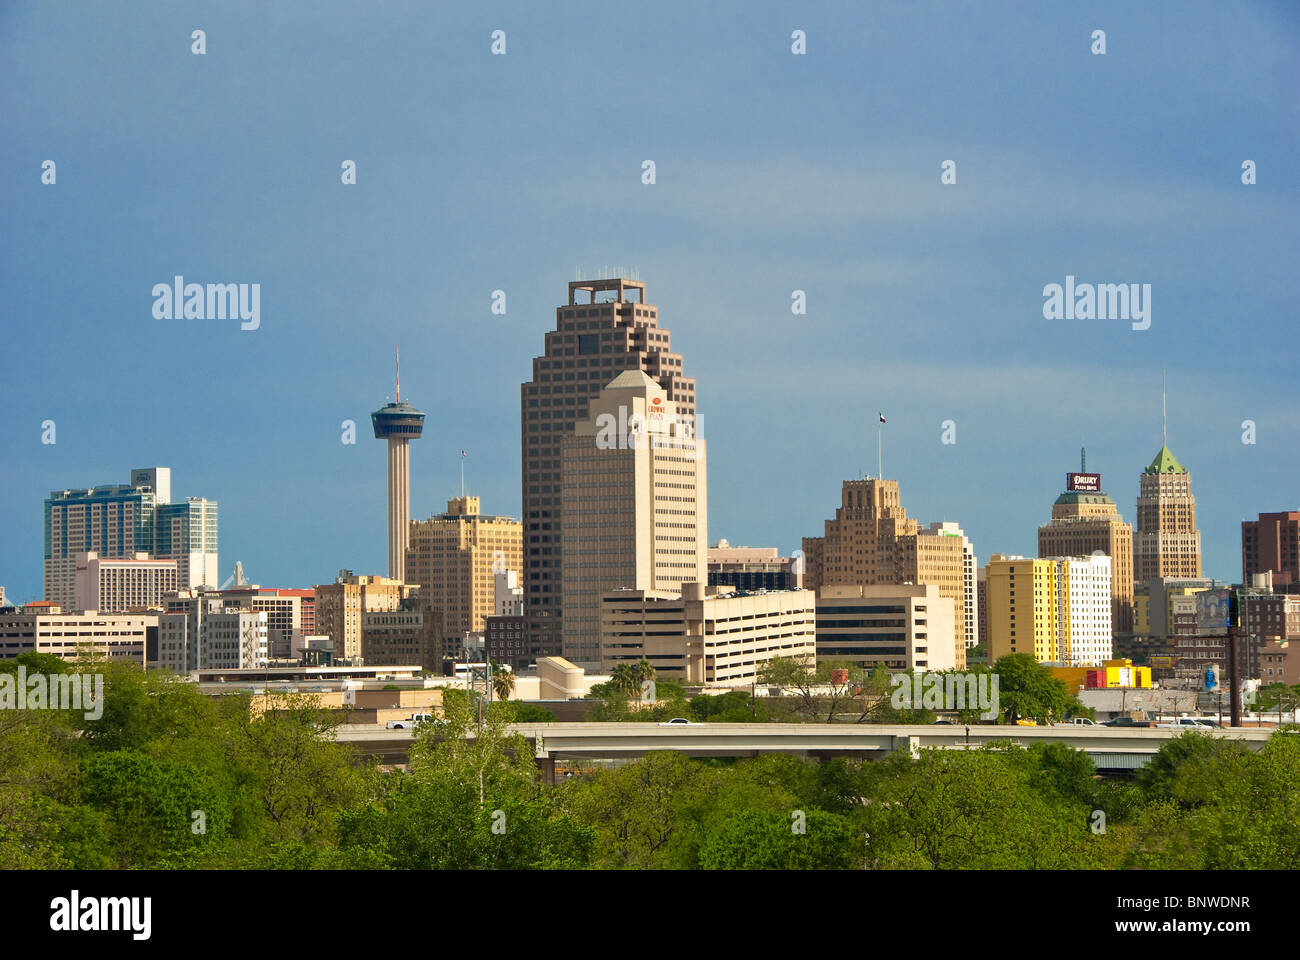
[3,1,1297,601]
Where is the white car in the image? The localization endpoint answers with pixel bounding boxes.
[658,718,693,726]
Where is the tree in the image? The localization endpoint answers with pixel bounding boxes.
[990,654,1082,724]
[697,807,857,869]
[608,663,639,698]
[491,662,516,702]
[1254,682,1300,726]
[757,655,858,722]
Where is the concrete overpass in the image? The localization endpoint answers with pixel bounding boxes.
[333,722,1274,777]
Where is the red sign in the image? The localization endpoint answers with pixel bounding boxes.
[1067,472,1101,492]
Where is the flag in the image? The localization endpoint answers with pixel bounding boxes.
[460,450,466,458]
[878,412,886,424]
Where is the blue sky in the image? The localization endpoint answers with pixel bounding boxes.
[2,0,1297,602]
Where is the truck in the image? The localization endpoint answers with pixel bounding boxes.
[386,713,435,730]
[1055,717,1098,727]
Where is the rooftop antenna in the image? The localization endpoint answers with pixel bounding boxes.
[395,346,400,403]
[1081,447,1086,473]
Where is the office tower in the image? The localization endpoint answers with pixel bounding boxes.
[814,583,955,671]
[560,370,707,667]
[74,552,179,613]
[521,276,697,663]
[802,478,970,668]
[983,554,1112,666]
[371,359,425,582]
[707,541,804,591]
[599,582,816,685]
[1242,511,1300,586]
[406,496,523,646]
[1135,388,1202,580]
[44,467,217,607]
[1037,457,1134,635]
[313,573,411,662]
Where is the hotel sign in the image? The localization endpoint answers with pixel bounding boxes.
[1066,472,1102,492]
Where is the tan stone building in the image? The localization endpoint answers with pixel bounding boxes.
[361,599,444,673]
[313,573,410,662]
[405,496,522,646]
[1135,446,1202,580]
[521,276,698,664]
[1038,468,1134,636]
[561,370,708,667]
[803,478,969,668]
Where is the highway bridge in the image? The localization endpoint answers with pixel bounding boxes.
[333,721,1274,779]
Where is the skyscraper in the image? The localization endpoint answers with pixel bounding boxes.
[1135,383,1202,581]
[1038,456,1134,635]
[983,553,1113,666]
[1135,447,1202,580]
[44,467,217,607]
[560,370,707,666]
[371,356,425,582]
[520,276,696,663]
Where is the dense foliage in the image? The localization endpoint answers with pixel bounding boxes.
[2,654,1296,870]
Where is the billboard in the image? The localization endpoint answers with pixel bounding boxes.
[1066,472,1101,492]
[1149,655,1177,669]
[1195,588,1231,636]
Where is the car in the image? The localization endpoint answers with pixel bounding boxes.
[931,720,954,725]
[1014,718,1038,726]
[1055,717,1097,727]
[1102,716,1155,728]
[658,718,693,726]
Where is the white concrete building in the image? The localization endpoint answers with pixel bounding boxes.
[73,551,178,614]
[1052,553,1113,666]
[815,583,956,671]
[926,521,978,649]
[157,593,267,672]
[494,569,523,616]
[0,604,155,665]
[600,583,816,687]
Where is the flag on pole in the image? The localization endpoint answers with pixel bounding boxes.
[460,450,467,458]
[878,412,886,424]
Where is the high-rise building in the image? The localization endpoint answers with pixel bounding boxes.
[1037,458,1134,635]
[313,573,411,662]
[560,371,707,666]
[1242,511,1300,586]
[371,359,425,582]
[520,276,697,664]
[802,478,970,668]
[983,554,1112,666]
[1135,446,1202,581]
[405,496,523,645]
[157,592,267,672]
[924,522,977,650]
[44,468,217,607]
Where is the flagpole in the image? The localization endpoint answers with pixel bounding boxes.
[460,452,465,499]
[877,417,883,480]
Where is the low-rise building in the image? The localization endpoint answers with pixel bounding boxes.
[815,583,955,671]
[0,603,155,665]
[600,583,815,687]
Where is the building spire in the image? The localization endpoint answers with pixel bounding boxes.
[1161,368,1167,448]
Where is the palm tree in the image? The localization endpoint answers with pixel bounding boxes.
[609,663,639,698]
[491,662,515,702]
[632,658,656,700]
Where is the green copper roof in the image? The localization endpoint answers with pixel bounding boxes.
[1053,491,1116,506]
[1144,445,1187,474]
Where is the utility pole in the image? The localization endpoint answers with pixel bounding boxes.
[1228,590,1242,727]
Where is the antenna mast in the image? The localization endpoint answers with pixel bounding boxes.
[396,346,401,403]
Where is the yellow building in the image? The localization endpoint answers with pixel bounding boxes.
[313,574,410,661]
[984,555,1060,662]
[1051,659,1151,692]
[406,496,523,644]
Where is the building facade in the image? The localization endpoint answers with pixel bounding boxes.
[1242,511,1300,586]
[44,467,217,607]
[706,541,803,592]
[560,371,708,667]
[983,554,1113,666]
[521,276,697,664]
[1037,467,1134,636]
[360,599,443,673]
[0,605,155,665]
[599,583,816,686]
[1135,446,1202,581]
[406,496,523,645]
[814,583,955,672]
[73,552,179,613]
[313,573,411,662]
[802,478,970,668]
